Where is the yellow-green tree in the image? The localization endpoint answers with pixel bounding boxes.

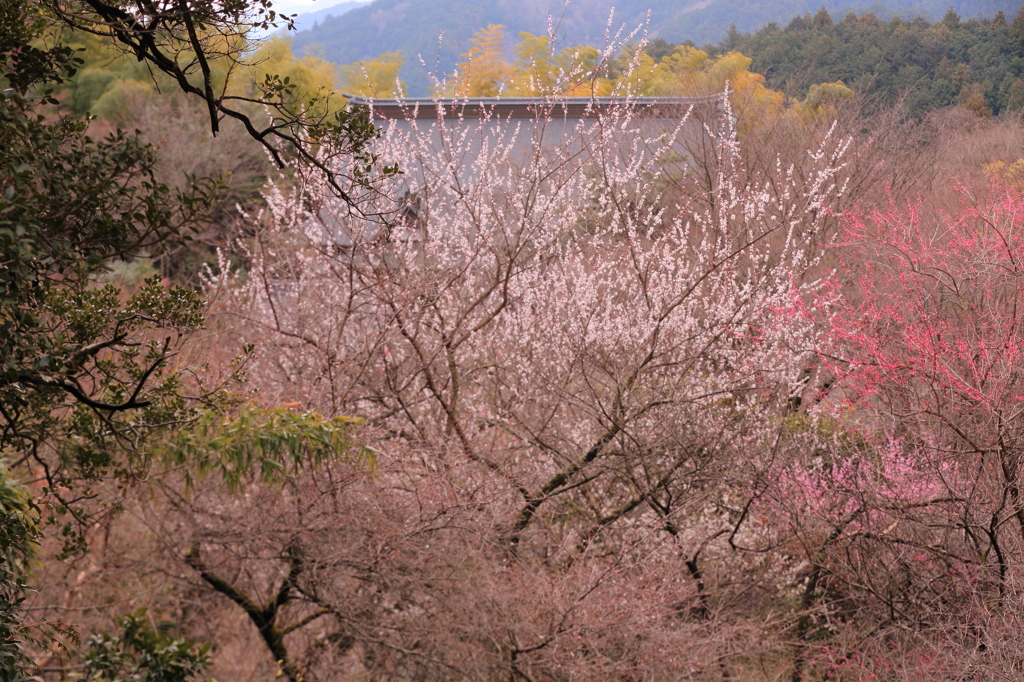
[505,33,610,97]
[250,37,347,118]
[338,51,406,97]
[509,32,552,95]
[452,25,510,97]
[612,44,659,96]
[56,32,160,117]
[791,80,855,122]
[636,48,785,134]
[58,33,348,123]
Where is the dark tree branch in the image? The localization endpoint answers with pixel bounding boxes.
[186,543,308,682]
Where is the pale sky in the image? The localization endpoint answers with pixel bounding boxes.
[250,0,369,38]
[272,0,365,15]
[274,0,320,11]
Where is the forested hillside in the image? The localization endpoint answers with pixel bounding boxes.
[723,7,1024,114]
[288,0,1022,94]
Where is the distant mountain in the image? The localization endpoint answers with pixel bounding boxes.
[289,0,1023,95]
[288,0,371,33]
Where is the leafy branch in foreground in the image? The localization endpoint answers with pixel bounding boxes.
[0,470,79,681]
[1,65,237,550]
[2,5,376,678]
[85,608,209,682]
[156,404,368,492]
[2,6,247,673]
[159,405,364,682]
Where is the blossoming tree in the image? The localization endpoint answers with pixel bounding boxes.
[189,71,866,677]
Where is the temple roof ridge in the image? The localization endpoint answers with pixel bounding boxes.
[343,92,730,119]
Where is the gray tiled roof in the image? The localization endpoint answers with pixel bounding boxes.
[343,94,727,119]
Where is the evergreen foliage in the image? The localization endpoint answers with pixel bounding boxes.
[721,6,1024,114]
[1,4,364,675]
[84,609,209,682]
